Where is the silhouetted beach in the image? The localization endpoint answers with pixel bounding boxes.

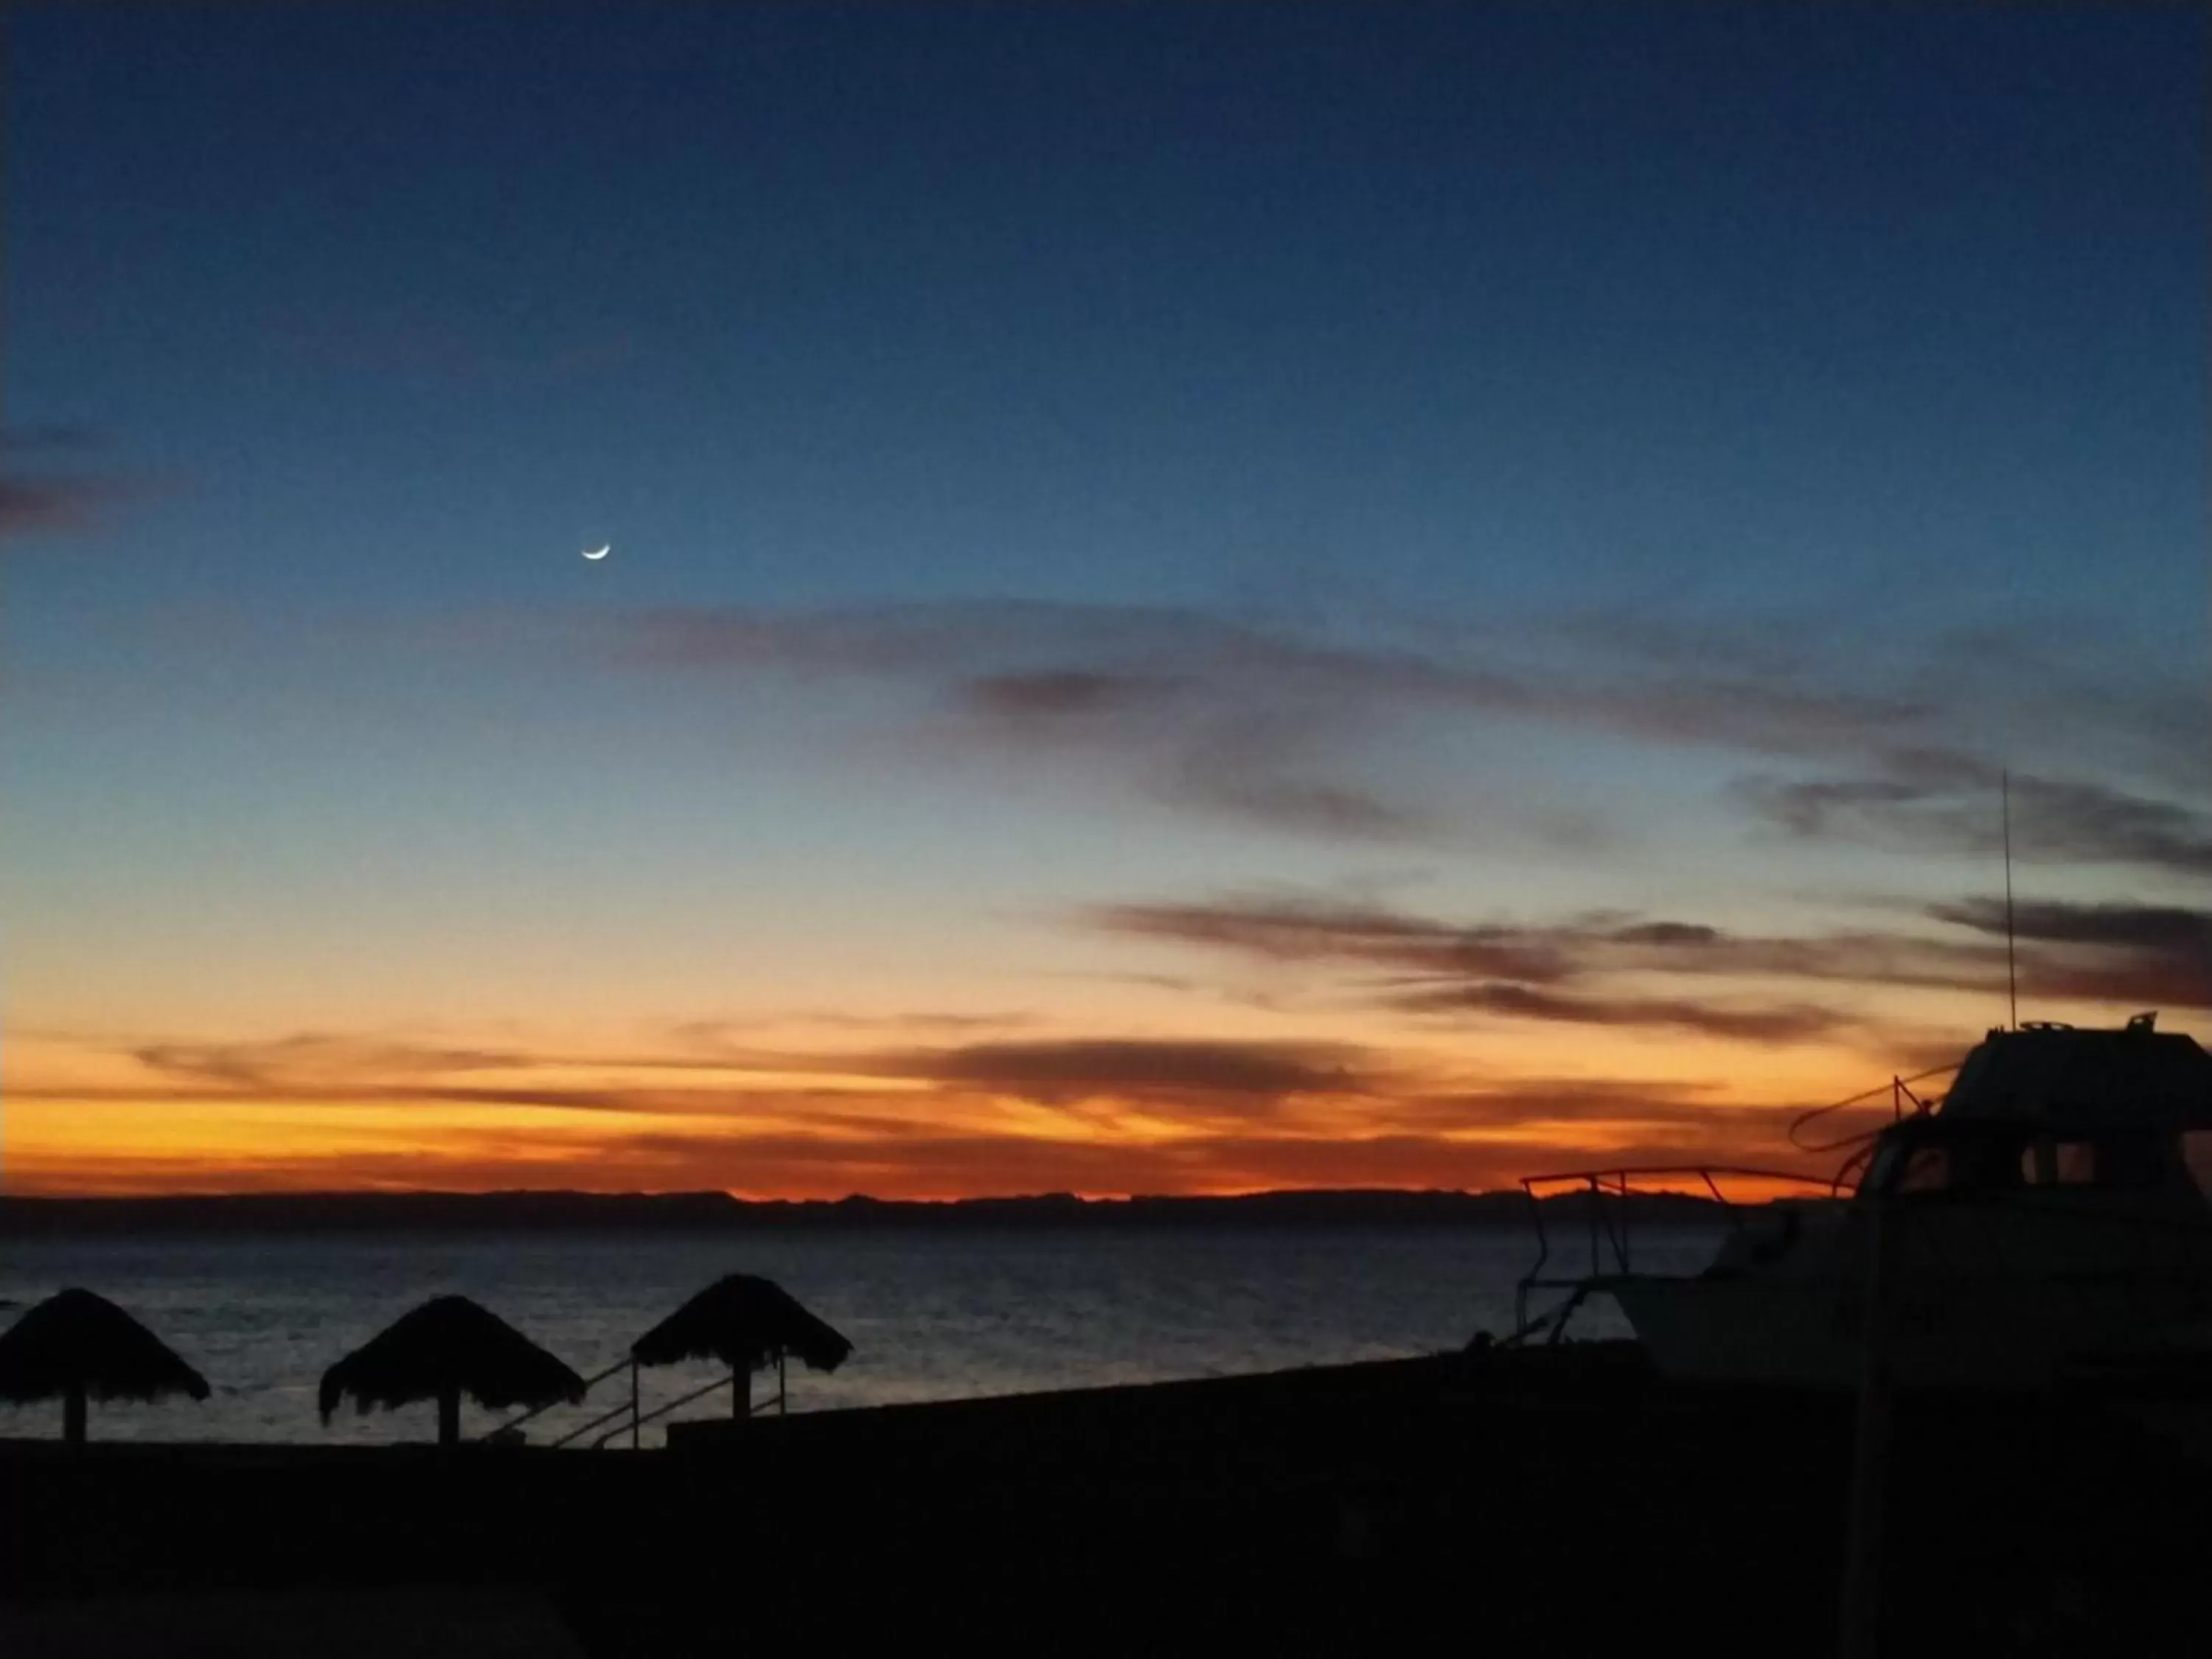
[4,1345,2203,1652]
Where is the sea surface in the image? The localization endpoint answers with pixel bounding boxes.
[0,1225,1721,1446]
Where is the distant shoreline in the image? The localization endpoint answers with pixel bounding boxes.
[0,1186,1753,1237]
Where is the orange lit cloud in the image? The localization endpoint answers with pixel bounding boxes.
[10,879,2200,1201]
[4,1017,1914,1200]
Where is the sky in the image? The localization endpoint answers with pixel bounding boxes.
[2,3,2205,1199]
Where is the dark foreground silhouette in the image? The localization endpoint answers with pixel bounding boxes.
[1,1343,2203,1655]
[0,1290,209,1446]
[320,1296,586,1447]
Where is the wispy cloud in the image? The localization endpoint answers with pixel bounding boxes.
[1081,886,2212,1039]
[608,600,1464,842]
[131,1034,543,1092]
[1,1098,1866,1202]
[1387,982,1853,1043]
[961,669,1187,723]
[1927,898,2212,1011]
[873,1037,1372,1110]
[0,475,119,538]
[1934,898,2212,955]
[1,428,159,543]
[583,599,2205,869]
[1088,892,2001,987]
[1738,764,2212,877]
[29,1027,1386,1124]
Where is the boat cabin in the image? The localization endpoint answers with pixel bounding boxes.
[1854,1015,2212,1208]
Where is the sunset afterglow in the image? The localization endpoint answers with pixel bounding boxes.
[4,7,2203,1200]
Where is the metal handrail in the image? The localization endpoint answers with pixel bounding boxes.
[483,1357,633,1443]
[478,1351,796,1450]
[587,1371,737,1450]
[550,1390,647,1450]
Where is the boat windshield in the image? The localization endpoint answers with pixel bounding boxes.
[1863,1123,2194,1199]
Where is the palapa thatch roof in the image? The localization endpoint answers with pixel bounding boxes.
[630,1274,853,1375]
[0,1287,211,1405]
[318,1295,585,1425]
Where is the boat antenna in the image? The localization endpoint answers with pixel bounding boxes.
[2002,768,2018,1031]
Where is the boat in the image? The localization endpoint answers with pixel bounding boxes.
[1513,1014,2212,1390]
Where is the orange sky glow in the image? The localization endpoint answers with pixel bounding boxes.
[4,5,2204,1208]
[10,990,2170,1200]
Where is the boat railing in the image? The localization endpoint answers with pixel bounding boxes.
[1509,1164,1843,1343]
[1512,1141,2212,1352]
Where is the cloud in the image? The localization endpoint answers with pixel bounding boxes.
[878,1037,1372,1107]
[961,669,1187,723]
[583,598,2205,872]
[1152,714,1433,840]
[661,1009,1035,1045]
[1086,893,2006,993]
[602,602,1832,846]
[7,1097,1867,1200]
[1085,894,1885,1044]
[32,1028,1389,1130]
[1934,897,2212,954]
[602,599,1910,757]
[11,1015,1993,1198]
[2009,779,2212,876]
[0,475,116,537]
[35,1031,767,1117]
[0,430,160,543]
[1086,888,2183,1047]
[131,1034,545,1093]
[1739,765,2212,877]
[953,668,1430,838]
[1927,897,2212,1010]
[1387,981,1853,1043]
[3,1104,1834,1202]
[1085,884,2212,1046]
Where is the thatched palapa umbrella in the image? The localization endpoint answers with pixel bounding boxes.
[630,1274,852,1416]
[0,1288,211,1444]
[320,1295,585,1445]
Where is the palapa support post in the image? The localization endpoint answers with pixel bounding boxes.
[63,1381,86,1447]
[1840,1194,1891,1659]
[631,1358,641,1450]
[438,1382,462,1447]
[733,1365,746,1419]
[778,1351,787,1415]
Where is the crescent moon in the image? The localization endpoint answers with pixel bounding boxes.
[582,546,611,561]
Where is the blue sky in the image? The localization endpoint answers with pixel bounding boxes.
[3,4,2205,1196]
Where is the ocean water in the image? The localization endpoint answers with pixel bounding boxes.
[0,1225,1722,1446]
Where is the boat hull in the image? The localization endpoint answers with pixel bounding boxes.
[1607,1270,2212,1391]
